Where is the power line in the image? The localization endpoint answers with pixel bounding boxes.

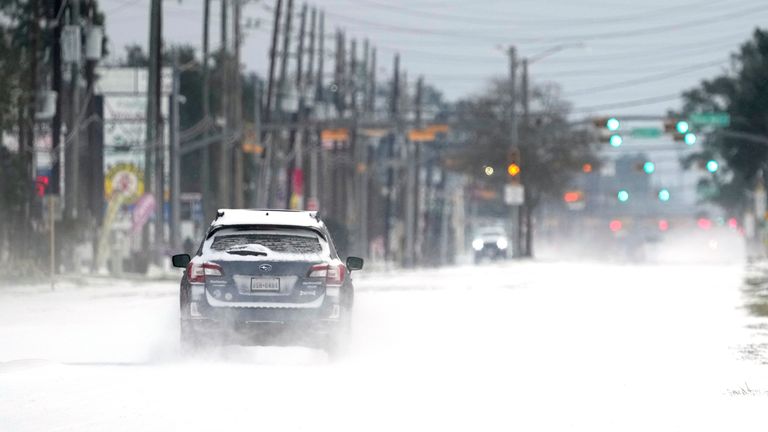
[320,4,768,44]
[563,59,729,97]
[330,0,731,28]
[571,93,682,113]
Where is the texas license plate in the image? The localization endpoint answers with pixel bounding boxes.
[250,277,280,292]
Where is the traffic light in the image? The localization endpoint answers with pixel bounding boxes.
[563,191,583,203]
[593,116,622,147]
[609,219,622,232]
[665,119,696,144]
[35,175,50,197]
[684,133,697,145]
[706,160,719,173]
[642,161,655,174]
[507,148,521,178]
[609,134,623,148]
[582,163,593,173]
[658,188,670,202]
[617,189,629,202]
[658,219,670,231]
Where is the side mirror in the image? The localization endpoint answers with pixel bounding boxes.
[346,256,364,271]
[172,254,191,268]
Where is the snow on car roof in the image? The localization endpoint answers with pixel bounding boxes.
[210,209,325,230]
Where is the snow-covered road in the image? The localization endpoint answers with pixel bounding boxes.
[1,261,767,431]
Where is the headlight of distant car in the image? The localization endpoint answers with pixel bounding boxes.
[496,238,508,250]
[472,238,484,251]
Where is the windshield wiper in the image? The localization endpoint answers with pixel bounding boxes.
[227,250,267,256]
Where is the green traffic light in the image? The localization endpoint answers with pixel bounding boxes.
[658,188,670,202]
[706,160,719,173]
[617,190,629,202]
[606,117,620,131]
[609,134,623,147]
[684,133,696,145]
[676,121,690,134]
[643,161,655,174]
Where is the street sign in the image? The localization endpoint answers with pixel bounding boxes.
[504,184,525,205]
[629,127,663,138]
[690,112,730,127]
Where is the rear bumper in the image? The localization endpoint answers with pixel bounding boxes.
[185,291,341,334]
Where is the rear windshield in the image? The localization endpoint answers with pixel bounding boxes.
[211,233,322,254]
[205,228,328,259]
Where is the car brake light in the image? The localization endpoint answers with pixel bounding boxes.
[308,263,346,285]
[187,262,223,283]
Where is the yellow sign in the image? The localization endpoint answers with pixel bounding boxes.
[321,128,350,142]
[104,162,144,204]
[408,129,436,142]
[242,142,264,154]
[426,124,449,133]
[361,128,389,138]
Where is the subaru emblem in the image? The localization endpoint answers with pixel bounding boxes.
[259,264,272,272]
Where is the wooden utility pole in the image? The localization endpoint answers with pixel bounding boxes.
[507,46,520,258]
[521,58,532,257]
[202,0,211,119]
[217,0,230,209]
[276,0,293,116]
[201,0,212,220]
[289,3,307,209]
[66,0,82,222]
[260,0,282,208]
[233,0,244,208]
[144,0,161,252]
[384,54,399,263]
[369,47,376,113]
[274,0,294,208]
[309,10,323,208]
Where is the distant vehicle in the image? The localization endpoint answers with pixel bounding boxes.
[471,226,509,263]
[171,209,363,356]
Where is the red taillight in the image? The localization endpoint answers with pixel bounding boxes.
[308,263,346,285]
[186,261,223,283]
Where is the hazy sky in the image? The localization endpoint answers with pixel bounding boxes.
[101,0,767,117]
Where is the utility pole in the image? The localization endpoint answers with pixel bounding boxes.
[169,52,181,251]
[51,0,63,197]
[233,0,244,208]
[274,0,294,208]
[250,76,262,207]
[217,0,230,210]
[521,57,532,257]
[66,0,82,221]
[305,7,317,207]
[144,0,161,254]
[507,46,520,258]
[261,0,282,208]
[384,54,399,264]
[201,0,212,220]
[202,0,211,120]
[348,38,358,228]
[309,10,324,210]
[153,1,165,249]
[289,3,307,209]
[369,47,376,114]
[276,0,293,116]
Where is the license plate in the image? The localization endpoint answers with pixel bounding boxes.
[250,277,280,292]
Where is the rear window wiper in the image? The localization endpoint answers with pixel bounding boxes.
[224,245,269,256]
